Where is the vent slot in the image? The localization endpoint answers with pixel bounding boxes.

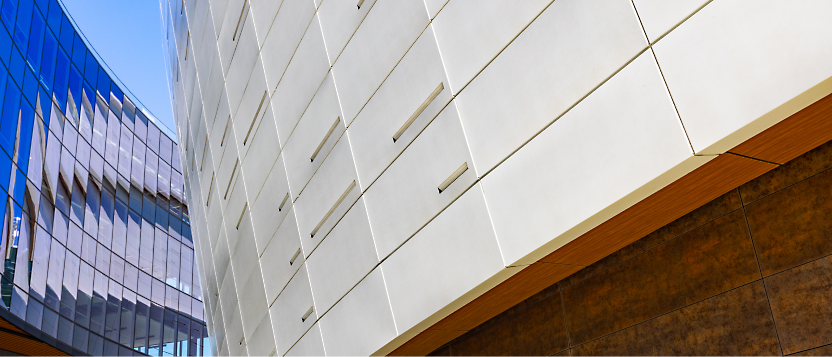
[438,162,468,193]
[224,159,238,200]
[311,180,356,238]
[220,115,231,147]
[289,248,301,265]
[244,91,268,145]
[232,0,248,41]
[310,117,340,162]
[278,192,289,212]
[301,306,314,322]
[393,82,444,142]
[236,203,247,230]
[184,32,190,61]
[205,174,214,206]
[199,140,208,172]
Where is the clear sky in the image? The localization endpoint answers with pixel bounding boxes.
[61,0,175,133]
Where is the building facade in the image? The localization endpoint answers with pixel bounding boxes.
[0,0,208,355]
[162,0,832,355]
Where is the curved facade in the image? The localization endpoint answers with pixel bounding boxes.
[0,0,207,355]
[162,0,832,355]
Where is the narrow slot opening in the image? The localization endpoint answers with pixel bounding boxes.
[236,203,247,230]
[224,159,238,200]
[301,306,314,322]
[205,174,214,206]
[278,192,289,212]
[357,0,365,9]
[310,117,340,162]
[393,82,444,142]
[220,115,231,147]
[289,248,301,265]
[232,0,248,41]
[311,180,356,238]
[184,32,190,61]
[244,91,268,145]
[438,162,468,193]
[199,140,208,172]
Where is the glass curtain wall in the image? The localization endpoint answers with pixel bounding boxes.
[0,0,207,355]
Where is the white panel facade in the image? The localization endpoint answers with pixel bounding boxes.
[161,0,832,354]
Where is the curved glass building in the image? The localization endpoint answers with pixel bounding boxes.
[0,0,207,355]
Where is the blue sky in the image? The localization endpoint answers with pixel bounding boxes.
[61,0,175,133]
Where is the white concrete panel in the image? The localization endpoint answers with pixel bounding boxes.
[381,186,503,333]
[241,104,281,204]
[212,228,231,288]
[284,323,325,356]
[250,153,292,249]
[226,304,247,356]
[319,268,396,356]
[316,0,377,62]
[431,0,552,94]
[210,90,232,167]
[208,0,227,38]
[231,57,270,161]
[249,0,283,48]
[260,208,303,304]
[219,268,239,330]
[230,212,257,298]
[272,265,317,353]
[222,173,247,244]
[331,0,429,123]
[282,73,344,199]
[363,102,475,259]
[238,264,268,341]
[216,0,247,74]
[272,18,332,148]
[653,0,832,155]
[423,0,448,19]
[632,0,707,42]
[247,313,276,356]
[259,0,317,90]
[483,52,694,265]
[349,27,452,188]
[212,303,227,352]
[306,198,378,314]
[455,0,646,174]
[224,12,259,118]
[293,135,361,255]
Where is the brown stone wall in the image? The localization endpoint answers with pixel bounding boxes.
[429,139,832,356]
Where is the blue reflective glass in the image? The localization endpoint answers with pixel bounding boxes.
[8,46,23,86]
[11,167,24,205]
[16,98,33,174]
[83,49,95,83]
[0,149,10,194]
[25,7,42,70]
[58,13,70,50]
[96,67,109,102]
[111,84,122,109]
[52,46,67,111]
[0,78,20,155]
[0,24,12,66]
[70,32,83,68]
[0,0,16,36]
[38,85,50,121]
[33,0,46,15]
[82,79,93,108]
[45,0,59,33]
[22,65,37,105]
[12,0,30,52]
[67,61,80,110]
[38,25,55,90]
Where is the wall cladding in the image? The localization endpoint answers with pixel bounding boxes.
[430,138,832,356]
